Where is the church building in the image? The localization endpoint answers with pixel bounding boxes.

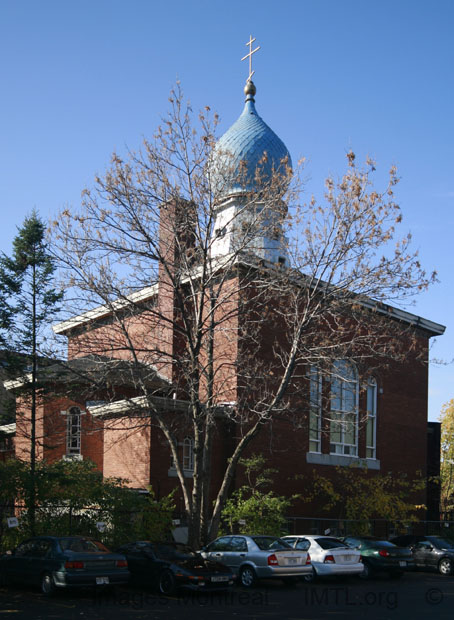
[0,46,445,528]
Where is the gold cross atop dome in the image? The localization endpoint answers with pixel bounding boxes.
[241,35,260,83]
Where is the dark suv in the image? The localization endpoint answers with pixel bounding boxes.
[390,535,454,576]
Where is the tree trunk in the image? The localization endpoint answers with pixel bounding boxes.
[29,260,37,535]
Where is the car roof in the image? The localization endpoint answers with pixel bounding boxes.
[284,534,339,540]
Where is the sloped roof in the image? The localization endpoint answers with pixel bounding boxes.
[3,355,170,391]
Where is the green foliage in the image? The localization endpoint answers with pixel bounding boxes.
[440,399,454,515]
[0,211,64,534]
[0,459,175,551]
[220,455,298,536]
[306,466,426,535]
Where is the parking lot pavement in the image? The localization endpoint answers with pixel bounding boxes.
[1,572,454,620]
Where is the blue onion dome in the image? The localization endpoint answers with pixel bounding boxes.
[210,80,292,199]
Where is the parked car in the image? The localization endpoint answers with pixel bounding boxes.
[282,535,364,582]
[390,535,454,576]
[200,535,312,587]
[0,535,129,595]
[116,541,235,595]
[342,536,413,579]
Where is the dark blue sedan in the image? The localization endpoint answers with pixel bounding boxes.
[0,535,129,595]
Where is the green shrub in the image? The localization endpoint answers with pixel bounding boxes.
[220,455,298,537]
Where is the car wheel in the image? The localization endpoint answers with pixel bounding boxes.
[239,565,257,588]
[41,572,56,596]
[439,558,453,576]
[158,570,176,595]
[359,561,373,580]
[302,568,317,583]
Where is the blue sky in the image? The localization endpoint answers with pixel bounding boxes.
[1,0,452,420]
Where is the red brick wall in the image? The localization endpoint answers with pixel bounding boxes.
[14,394,104,471]
[229,330,430,518]
[57,259,433,523]
[103,416,151,487]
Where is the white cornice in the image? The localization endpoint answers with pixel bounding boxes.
[87,395,190,417]
[0,423,16,435]
[52,257,445,338]
[53,284,158,335]
[4,375,31,390]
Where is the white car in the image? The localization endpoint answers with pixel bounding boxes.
[282,535,363,581]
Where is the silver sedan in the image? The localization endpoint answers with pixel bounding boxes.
[200,535,312,587]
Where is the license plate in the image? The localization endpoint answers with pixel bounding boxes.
[399,561,406,567]
[96,577,110,585]
[288,558,297,564]
[211,576,229,582]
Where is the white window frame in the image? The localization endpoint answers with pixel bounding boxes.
[366,377,377,459]
[64,406,83,456]
[308,366,322,453]
[169,437,195,474]
[183,437,194,471]
[329,360,359,457]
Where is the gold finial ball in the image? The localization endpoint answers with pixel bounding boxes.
[244,80,256,97]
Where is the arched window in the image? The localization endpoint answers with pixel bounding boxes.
[66,407,82,456]
[330,360,358,456]
[366,377,378,459]
[183,437,194,471]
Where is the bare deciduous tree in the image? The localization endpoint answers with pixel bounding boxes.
[51,85,435,547]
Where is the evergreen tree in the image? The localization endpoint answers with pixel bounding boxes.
[0,211,63,533]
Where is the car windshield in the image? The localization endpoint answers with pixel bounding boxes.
[152,543,198,560]
[315,537,348,550]
[252,537,291,551]
[427,537,454,550]
[59,538,109,553]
